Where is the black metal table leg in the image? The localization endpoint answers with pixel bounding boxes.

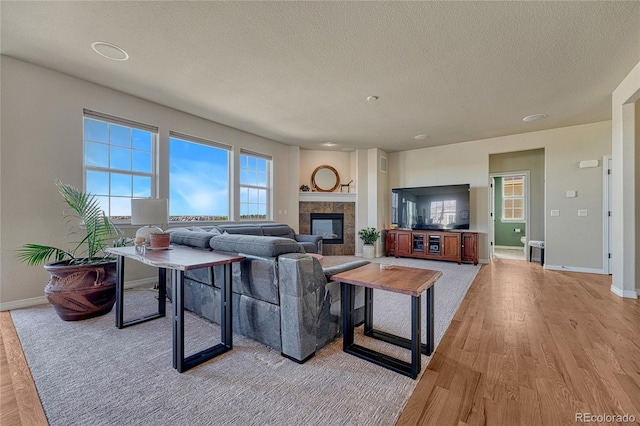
[342,283,355,350]
[342,284,425,379]
[115,254,167,329]
[115,255,125,328]
[174,263,234,373]
[425,286,434,355]
[410,295,422,379]
[363,287,435,356]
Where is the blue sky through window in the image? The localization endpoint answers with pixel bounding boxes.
[169,137,229,218]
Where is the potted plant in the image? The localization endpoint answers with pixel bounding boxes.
[358,227,380,259]
[16,180,131,321]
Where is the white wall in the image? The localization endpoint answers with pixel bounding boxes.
[0,57,296,307]
[389,121,611,268]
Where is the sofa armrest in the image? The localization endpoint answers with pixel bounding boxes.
[294,234,322,244]
[278,253,329,362]
[322,260,370,280]
[294,234,323,254]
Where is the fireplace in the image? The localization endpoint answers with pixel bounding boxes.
[310,213,344,245]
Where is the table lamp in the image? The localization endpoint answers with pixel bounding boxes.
[131,198,169,244]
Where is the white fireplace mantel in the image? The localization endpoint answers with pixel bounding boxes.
[299,192,357,202]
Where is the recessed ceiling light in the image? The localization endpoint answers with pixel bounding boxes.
[322,142,336,147]
[522,113,547,122]
[91,41,129,61]
[366,96,379,102]
[414,134,430,140]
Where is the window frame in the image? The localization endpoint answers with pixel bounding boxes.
[168,131,232,223]
[502,175,525,222]
[82,110,158,223]
[239,150,272,221]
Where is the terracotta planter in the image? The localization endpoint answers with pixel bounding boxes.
[44,259,117,321]
[149,233,170,248]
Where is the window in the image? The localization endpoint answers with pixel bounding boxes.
[239,151,271,220]
[83,110,157,219]
[429,200,457,226]
[169,132,230,221]
[502,176,524,221]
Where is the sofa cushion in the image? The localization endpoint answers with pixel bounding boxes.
[261,224,296,240]
[168,229,215,249]
[216,225,264,236]
[210,234,304,257]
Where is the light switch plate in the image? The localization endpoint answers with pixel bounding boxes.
[550,209,560,217]
[566,190,577,198]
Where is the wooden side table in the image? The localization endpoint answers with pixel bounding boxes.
[330,263,442,379]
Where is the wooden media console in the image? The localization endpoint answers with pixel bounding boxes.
[384,229,478,265]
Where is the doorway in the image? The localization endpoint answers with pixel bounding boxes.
[490,171,530,261]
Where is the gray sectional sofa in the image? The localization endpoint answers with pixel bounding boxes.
[166,227,368,363]
[169,222,323,254]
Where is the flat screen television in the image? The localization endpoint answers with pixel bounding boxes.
[391,184,470,230]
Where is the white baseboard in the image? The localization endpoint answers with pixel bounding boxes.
[0,295,48,311]
[125,277,158,289]
[0,277,158,312]
[610,285,638,299]
[543,264,606,275]
[494,245,524,250]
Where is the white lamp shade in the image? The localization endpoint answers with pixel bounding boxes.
[131,198,169,226]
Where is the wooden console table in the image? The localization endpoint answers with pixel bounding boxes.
[106,246,244,373]
[330,263,442,379]
[385,229,478,265]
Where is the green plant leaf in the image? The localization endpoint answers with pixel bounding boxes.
[17,181,129,267]
[15,244,74,266]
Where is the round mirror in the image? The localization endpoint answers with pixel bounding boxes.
[311,165,340,192]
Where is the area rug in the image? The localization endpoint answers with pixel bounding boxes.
[11,257,480,426]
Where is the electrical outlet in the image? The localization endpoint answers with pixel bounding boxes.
[550,209,560,217]
[578,209,588,217]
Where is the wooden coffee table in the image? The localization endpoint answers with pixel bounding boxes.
[330,263,442,379]
[106,246,244,373]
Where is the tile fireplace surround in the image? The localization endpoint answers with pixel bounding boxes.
[299,201,355,255]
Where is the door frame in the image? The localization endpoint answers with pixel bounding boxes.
[602,155,612,274]
[489,170,531,258]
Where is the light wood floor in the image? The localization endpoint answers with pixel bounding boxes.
[2,259,639,426]
[398,258,640,425]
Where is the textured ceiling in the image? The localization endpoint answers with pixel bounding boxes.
[2,1,639,152]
